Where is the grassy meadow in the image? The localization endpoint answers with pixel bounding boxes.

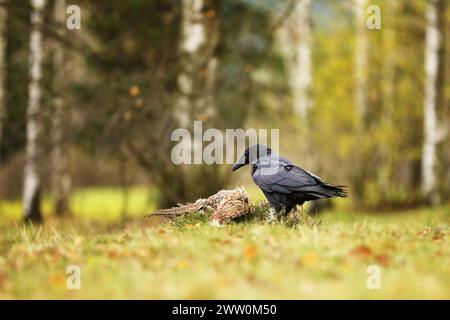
[0,187,449,299]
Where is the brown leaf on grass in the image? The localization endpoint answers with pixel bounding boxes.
[375,254,391,267]
[107,249,123,258]
[36,246,67,263]
[244,245,257,261]
[51,247,63,260]
[0,272,8,289]
[49,272,66,288]
[351,245,372,257]
[351,245,392,266]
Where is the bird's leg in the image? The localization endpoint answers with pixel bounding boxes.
[296,205,303,221]
[266,207,277,224]
[287,206,300,228]
[279,207,289,225]
[292,205,304,226]
[294,205,302,226]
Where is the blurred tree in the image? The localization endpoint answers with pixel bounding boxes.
[72,0,222,206]
[165,0,228,205]
[279,0,312,120]
[444,1,450,199]
[50,0,71,216]
[23,0,46,222]
[2,1,29,164]
[175,0,219,126]
[421,0,446,204]
[74,0,279,206]
[0,0,6,163]
[353,0,368,124]
[352,0,369,203]
[278,0,331,214]
[2,0,445,212]
[376,0,397,199]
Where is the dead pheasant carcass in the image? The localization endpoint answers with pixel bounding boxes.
[147,187,250,226]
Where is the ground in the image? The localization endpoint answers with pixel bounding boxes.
[0,188,449,299]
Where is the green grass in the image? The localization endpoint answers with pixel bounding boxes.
[0,187,159,224]
[0,193,448,299]
[0,185,267,225]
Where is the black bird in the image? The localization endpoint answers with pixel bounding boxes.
[232,144,347,214]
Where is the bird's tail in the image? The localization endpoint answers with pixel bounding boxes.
[301,184,348,199]
[320,184,348,198]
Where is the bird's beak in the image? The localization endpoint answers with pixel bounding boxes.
[232,155,247,171]
[232,162,245,171]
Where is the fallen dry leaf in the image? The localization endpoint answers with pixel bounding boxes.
[375,254,391,267]
[244,245,257,261]
[351,245,372,257]
[49,272,66,288]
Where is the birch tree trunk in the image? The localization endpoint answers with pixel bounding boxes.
[421,0,446,204]
[23,0,46,222]
[280,0,312,119]
[171,0,222,201]
[175,0,219,128]
[354,0,368,126]
[51,0,71,216]
[280,0,326,213]
[0,0,7,163]
[278,0,313,176]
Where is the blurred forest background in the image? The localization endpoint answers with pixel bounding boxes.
[0,0,449,224]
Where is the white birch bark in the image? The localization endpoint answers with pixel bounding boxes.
[280,0,312,119]
[0,0,7,162]
[23,0,46,221]
[51,0,71,216]
[421,0,445,202]
[175,0,219,127]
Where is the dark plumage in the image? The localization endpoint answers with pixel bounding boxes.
[232,144,348,213]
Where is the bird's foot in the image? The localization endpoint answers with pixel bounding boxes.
[280,207,300,228]
[289,209,300,228]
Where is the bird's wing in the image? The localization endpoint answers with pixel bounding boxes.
[253,161,322,194]
[277,155,293,165]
